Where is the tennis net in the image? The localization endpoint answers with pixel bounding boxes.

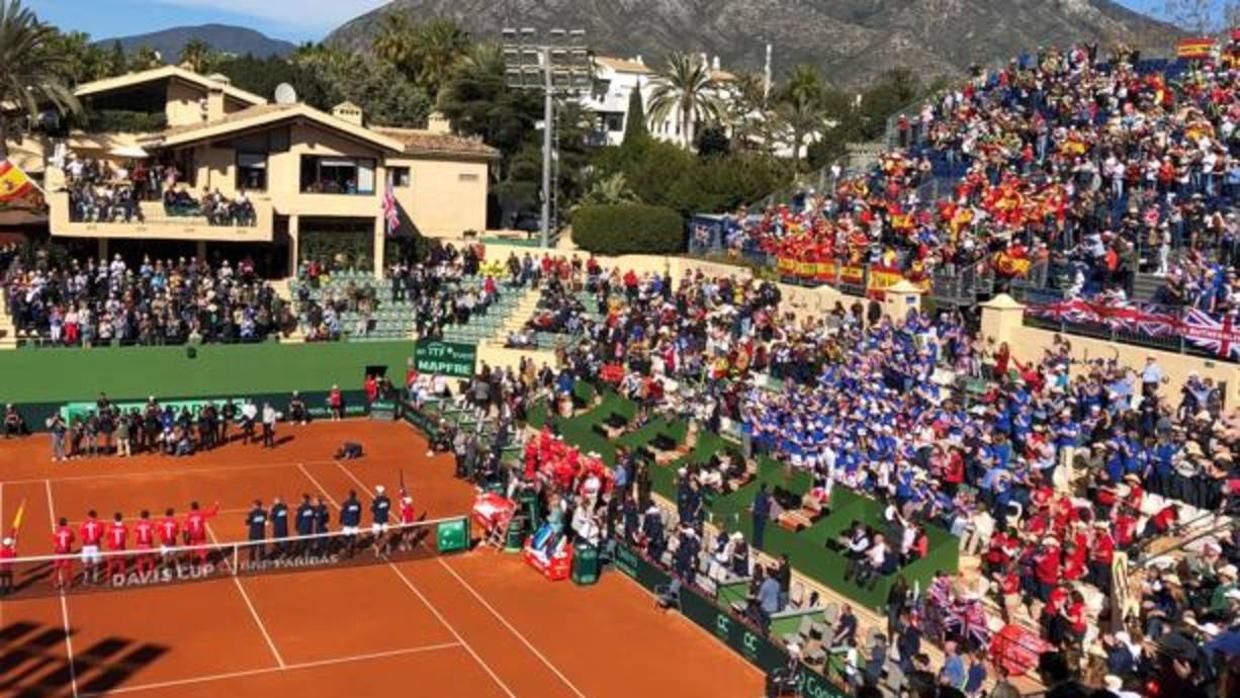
[0,515,470,601]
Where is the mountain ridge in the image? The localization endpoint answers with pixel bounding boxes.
[98,24,297,61]
[326,0,1182,85]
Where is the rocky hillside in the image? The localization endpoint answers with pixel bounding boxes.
[327,0,1181,85]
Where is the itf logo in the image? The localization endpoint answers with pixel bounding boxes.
[742,631,760,659]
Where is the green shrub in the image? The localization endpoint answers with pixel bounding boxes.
[572,204,683,256]
[85,110,167,133]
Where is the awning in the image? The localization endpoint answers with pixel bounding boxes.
[109,145,150,159]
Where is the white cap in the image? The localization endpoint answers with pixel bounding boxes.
[2,537,11,546]
[375,485,386,494]
[402,496,412,504]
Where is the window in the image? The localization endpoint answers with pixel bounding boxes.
[300,155,376,195]
[603,113,624,132]
[389,166,411,188]
[458,173,479,183]
[236,152,267,191]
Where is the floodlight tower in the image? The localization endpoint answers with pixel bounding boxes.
[501,27,590,248]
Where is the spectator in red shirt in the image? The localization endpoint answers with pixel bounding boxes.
[329,385,344,421]
[1088,521,1116,591]
[365,374,379,403]
[1034,537,1062,601]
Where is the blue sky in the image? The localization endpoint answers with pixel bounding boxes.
[23,0,1208,43]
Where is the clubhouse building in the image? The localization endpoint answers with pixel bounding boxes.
[40,65,497,276]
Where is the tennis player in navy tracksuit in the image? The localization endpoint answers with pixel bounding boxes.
[246,500,268,562]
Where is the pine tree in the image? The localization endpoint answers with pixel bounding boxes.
[622,80,648,145]
[108,41,126,76]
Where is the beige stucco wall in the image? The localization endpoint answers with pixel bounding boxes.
[390,156,489,238]
[165,80,207,128]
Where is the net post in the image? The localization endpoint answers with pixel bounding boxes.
[232,544,239,576]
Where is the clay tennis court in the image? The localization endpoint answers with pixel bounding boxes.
[0,419,763,697]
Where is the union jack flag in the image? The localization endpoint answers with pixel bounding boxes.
[1182,309,1240,360]
[382,180,400,237]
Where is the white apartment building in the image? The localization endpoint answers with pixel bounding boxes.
[582,54,736,149]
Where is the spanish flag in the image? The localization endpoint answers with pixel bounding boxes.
[0,160,34,203]
[9,498,25,540]
[1178,37,1215,60]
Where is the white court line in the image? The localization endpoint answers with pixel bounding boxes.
[205,522,286,669]
[437,557,589,698]
[304,464,517,698]
[45,479,80,698]
[77,641,462,697]
[3,459,340,486]
[331,458,373,494]
[384,563,517,698]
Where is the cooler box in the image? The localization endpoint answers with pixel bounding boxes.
[437,518,470,553]
[516,489,541,523]
[571,541,600,586]
[505,516,528,552]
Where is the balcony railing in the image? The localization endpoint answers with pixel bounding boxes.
[48,189,273,242]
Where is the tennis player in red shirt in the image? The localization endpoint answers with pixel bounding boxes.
[0,535,16,595]
[79,511,104,584]
[52,517,75,588]
[105,513,128,579]
[184,501,220,568]
[158,508,180,569]
[395,494,416,552]
[133,510,157,575]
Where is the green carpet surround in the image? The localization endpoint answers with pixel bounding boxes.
[0,341,416,403]
[542,388,959,612]
[0,342,418,427]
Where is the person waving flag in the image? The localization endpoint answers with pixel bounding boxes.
[0,160,35,203]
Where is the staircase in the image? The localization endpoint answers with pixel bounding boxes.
[1131,273,1165,302]
[489,286,542,344]
[0,292,14,349]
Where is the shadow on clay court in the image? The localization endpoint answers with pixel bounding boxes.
[0,620,168,697]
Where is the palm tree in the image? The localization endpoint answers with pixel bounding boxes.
[774,90,828,171]
[179,38,213,74]
[773,65,829,170]
[372,12,417,73]
[645,52,724,150]
[0,0,80,159]
[130,45,164,71]
[574,172,640,211]
[412,19,469,100]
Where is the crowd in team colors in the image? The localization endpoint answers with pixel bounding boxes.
[0,483,419,594]
[0,247,293,345]
[717,40,1240,310]
[452,255,1238,696]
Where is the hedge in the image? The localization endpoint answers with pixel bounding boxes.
[572,204,684,256]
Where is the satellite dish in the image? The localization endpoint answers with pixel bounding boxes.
[274,83,298,105]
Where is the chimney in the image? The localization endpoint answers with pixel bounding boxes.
[712,56,720,70]
[331,101,364,127]
[700,52,708,67]
[426,111,451,135]
[635,54,643,65]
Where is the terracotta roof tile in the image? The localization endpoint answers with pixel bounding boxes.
[369,127,499,159]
